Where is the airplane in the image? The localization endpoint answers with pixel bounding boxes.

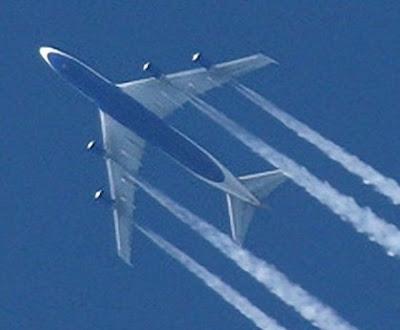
[39,46,287,265]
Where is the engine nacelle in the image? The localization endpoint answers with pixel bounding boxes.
[191,52,212,69]
[191,52,201,62]
[142,61,151,71]
[94,189,104,200]
[86,140,96,150]
[142,61,162,78]
[93,188,115,206]
[86,140,106,157]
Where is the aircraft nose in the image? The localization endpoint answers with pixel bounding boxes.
[39,46,69,72]
[39,46,56,64]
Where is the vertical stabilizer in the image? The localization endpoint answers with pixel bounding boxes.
[227,170,287,244]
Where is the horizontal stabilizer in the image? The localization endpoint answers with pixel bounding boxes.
[227,170,287,244]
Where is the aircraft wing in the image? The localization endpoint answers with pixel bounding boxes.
[118,53,276,118]
[100,110,145,265]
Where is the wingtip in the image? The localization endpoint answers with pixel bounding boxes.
[259,53,279,66]
[232,233,245,247]
[118,249,134,267]
[120,255,134,267]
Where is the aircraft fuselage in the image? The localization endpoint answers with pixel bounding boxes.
[40,47,259,205]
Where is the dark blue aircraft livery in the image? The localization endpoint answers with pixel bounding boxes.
[40,46,287,265]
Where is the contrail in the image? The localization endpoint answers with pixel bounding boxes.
[188,95,400,258]
[128,176,357,330]
[137,226,287,330]
[233,82,400,205]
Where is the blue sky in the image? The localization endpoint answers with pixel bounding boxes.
[2,1,400,329]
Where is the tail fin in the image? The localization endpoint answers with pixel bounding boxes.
[226,170,287,244]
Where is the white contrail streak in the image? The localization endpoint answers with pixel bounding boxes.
[129,177,356,330]
[188,96,400,258]
[191,96,400,256]
[137,226,287,330]
[233,82,400,205]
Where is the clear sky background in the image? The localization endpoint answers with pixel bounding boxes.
[2,2,400,329]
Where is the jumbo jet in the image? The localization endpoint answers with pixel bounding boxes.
[39,46,287,265]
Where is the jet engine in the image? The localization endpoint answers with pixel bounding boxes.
[93,188,115,206]
[142,62,151,72]
[86,140,106,157]
[86,140,96,151]
[191,52,212,69]
[142,61,163,78]
[94,189,104,200]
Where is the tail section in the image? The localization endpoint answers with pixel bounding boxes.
[226,170,287,244]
